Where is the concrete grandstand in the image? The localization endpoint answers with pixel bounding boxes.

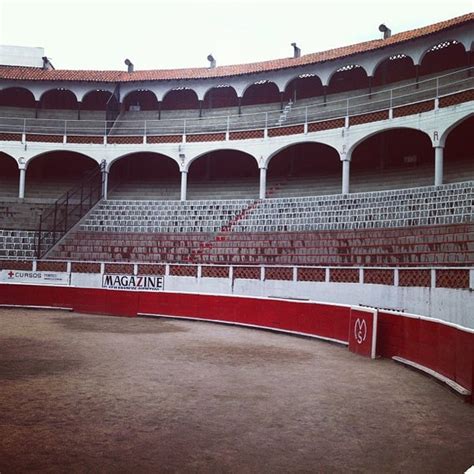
[0,13,473,401]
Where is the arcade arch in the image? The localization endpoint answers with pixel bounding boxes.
[108,152,180,200]
[187,150,259,200]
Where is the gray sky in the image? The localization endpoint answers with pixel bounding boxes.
[0,0,472,71]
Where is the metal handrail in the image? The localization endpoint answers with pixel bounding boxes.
[36,165,104,259]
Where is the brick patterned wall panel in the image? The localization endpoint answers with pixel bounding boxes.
[137,264,166,275]
[37,261,67,272]
[233,266,260,280]
[330,268,359,283]
[393,100,434,117]
[26,134,63,143]
[436,269,469,289]
[265,267,293,281]
[187,133,226,143]
[364,269,394,286]
[67,135,103,144]
[229,130,264,140]
[399,269,431,287]
[71,262,100,273]
[169,265,197,277]
[107,136,143,145]
[0,260,33,270]
[104,263,134,274]
[307,118,345,132]
[147,135,182,144]
[267,125,304,137]
[349,110,389,126]
[297,267,326,282]
[439,90,474,108]
[202,266,230,278]
[0,133,22,141]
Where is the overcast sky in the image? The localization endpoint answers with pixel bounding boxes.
[0,0,472,71]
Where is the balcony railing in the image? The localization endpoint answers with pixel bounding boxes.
[0,67,472,141]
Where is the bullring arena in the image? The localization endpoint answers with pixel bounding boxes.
[0,12,473,472]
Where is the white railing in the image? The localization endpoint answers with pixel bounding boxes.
[0,67,472,140]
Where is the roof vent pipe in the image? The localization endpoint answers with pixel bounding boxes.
[42,56,54,70]
[378,24,391,40]
[291,42,301,58]
[207,54,216,68]
[124,58,134,73]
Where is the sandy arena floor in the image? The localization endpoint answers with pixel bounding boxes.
[0,308,473,473]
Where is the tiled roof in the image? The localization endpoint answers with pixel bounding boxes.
[0,13,472,83]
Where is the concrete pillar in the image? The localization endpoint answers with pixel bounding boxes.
[18,168,26,199]
[259,167,267,199]
[434,146,444,186]
[180,170,188,201]
[102,169,109,200]
[341,159,351,194]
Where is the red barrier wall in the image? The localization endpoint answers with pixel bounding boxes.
[1,283,472,400]
[377,311,474,401]
[0,284,350,342]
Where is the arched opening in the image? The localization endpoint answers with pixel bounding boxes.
[188,150,259,200]
[0,152,19,198]
[203,86,239,111]
[327,65,369,95]
[267,142,341,197]
[444,116,474,183]
[40,89,78,110]
[81,90,113,111]
[241,81,280,107]
[122,90,159,111]
[419,41,468,77]
[372,55,416,86]
[26,152,99,200]
[108,153,180,200]
[0,87,36,109]
[161,89,199,111]
[284,75,324,103]
[351,128,433,192]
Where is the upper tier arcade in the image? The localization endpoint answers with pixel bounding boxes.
[0,13,472,118]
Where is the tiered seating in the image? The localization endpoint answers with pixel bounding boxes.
[0,199,49,230]
[81,199,256,233]
[108,177,260,201]
[48,181,473,265]
[234,181,473,232]
[50,224,474,266]
[0,229,42,259]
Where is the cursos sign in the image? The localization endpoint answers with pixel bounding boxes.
[102,274,164,291]
[1,270,71,285]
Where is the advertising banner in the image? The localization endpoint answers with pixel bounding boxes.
[102,274,164,291]
[1,269,71,286]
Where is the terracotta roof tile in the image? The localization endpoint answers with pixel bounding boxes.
[0,13,472,83]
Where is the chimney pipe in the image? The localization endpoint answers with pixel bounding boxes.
[207,54,216,68]
[291,43,301,58]
[124,58,134,73]
[378,24,391,40]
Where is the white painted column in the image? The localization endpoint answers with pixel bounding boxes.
[434,146,444,186]
[18,168,26,199]
[259,167,267,200]
[341,159,351,194]
[180,170,188,201]
[102,169,109,200]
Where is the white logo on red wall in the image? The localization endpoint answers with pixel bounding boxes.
[354,318,367,344]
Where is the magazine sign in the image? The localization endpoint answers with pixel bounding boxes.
[1,269,71,286]
[102,274,164,291]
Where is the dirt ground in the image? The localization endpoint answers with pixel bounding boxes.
[0,308,473,473]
